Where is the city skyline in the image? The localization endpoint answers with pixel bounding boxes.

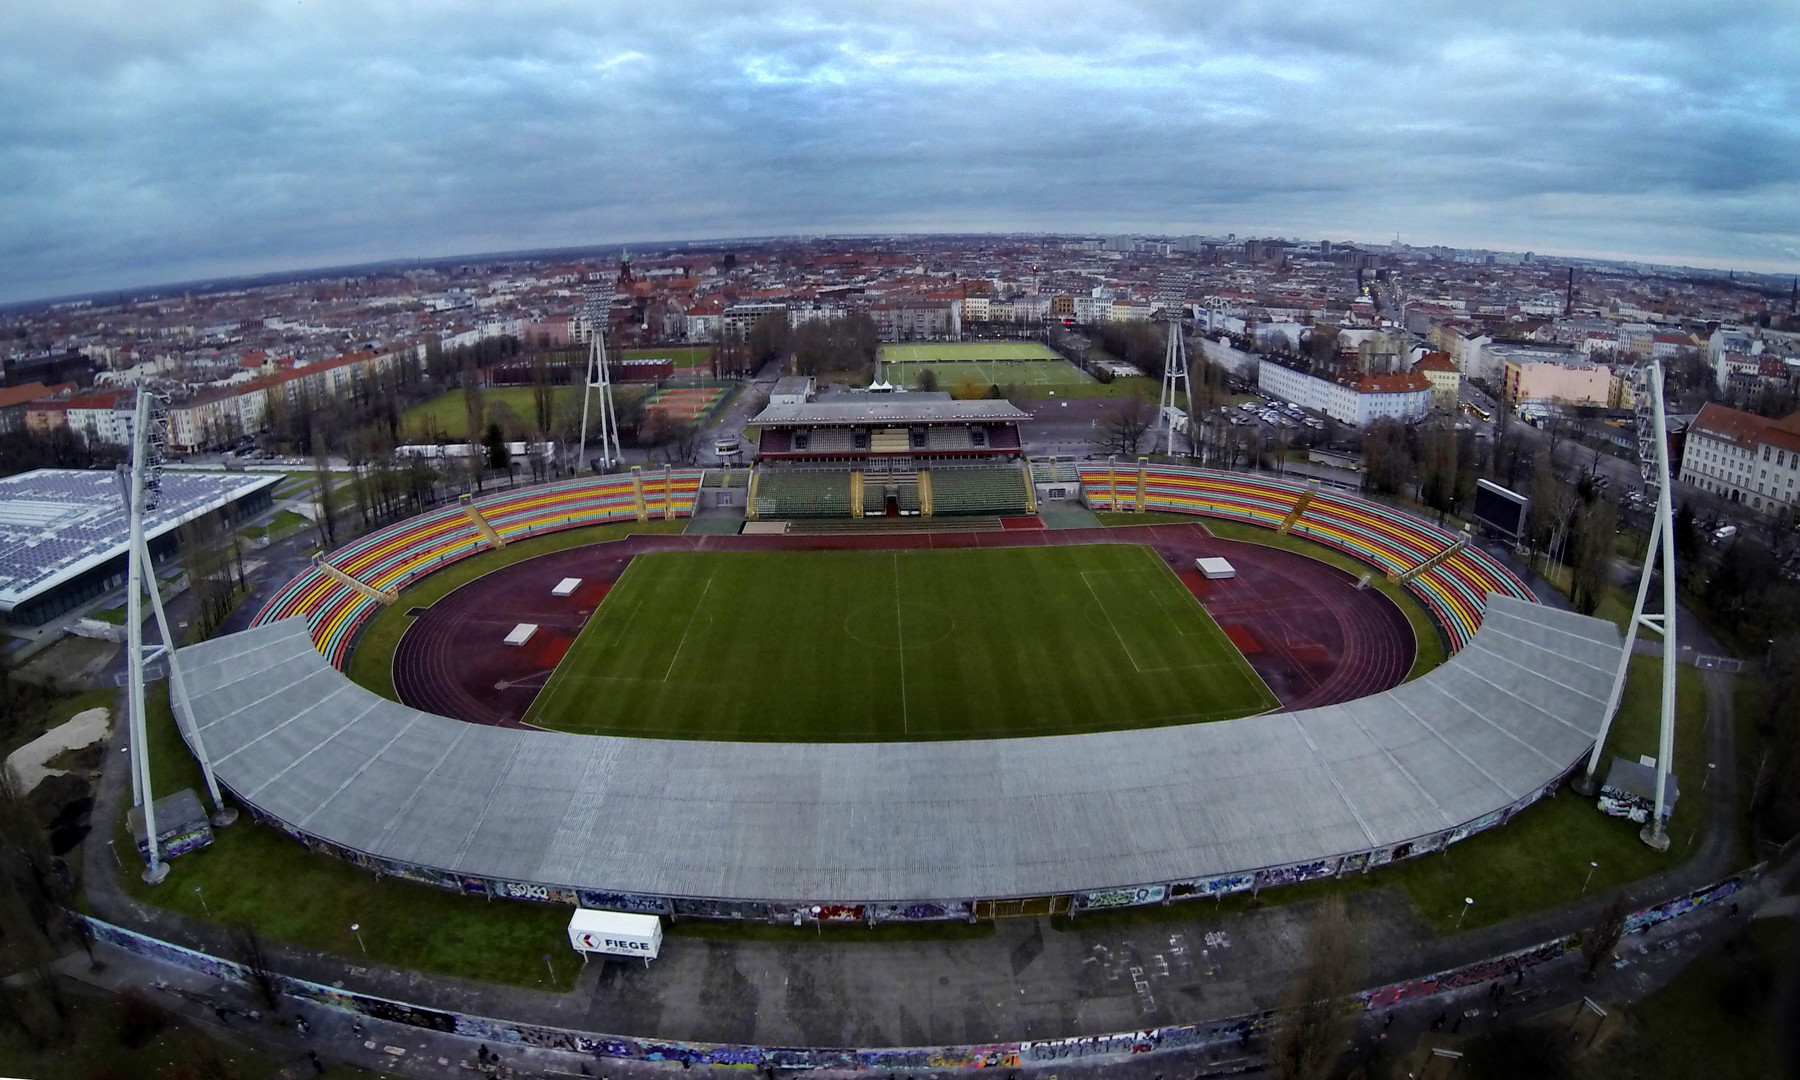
[3,1,1797,304]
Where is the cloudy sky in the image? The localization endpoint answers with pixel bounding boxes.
[2,0,1797,303]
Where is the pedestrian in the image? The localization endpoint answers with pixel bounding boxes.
[1452,1014,1465,1034]
[308,1050,325,1075]
[1430,1011,1446,1031]
[1514,968,1523,986]
[479,1044,491,1063]
[214,1006,230,1024]
[295,1016,310,1036]
[1382,1013,1393,1031]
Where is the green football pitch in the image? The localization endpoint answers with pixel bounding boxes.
[523,544,1278,741]
[884,360,1092,388]
[879,341,1062,362]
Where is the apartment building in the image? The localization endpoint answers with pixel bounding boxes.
[1678,402,1800,513]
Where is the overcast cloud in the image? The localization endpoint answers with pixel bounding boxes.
[1,0,1797,302]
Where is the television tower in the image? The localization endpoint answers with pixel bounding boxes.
[121,392,236,885]
[1573,359,1678,850]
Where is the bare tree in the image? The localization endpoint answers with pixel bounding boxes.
[232,924,283,1012]
[1100,391,1155,457]
[1268,897,1359,1080]
[1580,898,1628,980]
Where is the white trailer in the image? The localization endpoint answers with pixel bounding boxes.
[567,908,663,964]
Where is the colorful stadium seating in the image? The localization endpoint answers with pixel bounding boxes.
[1077,463,1533,650]
[252,471,702,668]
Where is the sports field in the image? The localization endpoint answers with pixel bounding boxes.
[523,544,1278,740]
[888,360,1091,388]
[879,341,1062,362]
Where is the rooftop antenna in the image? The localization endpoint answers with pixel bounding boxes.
[122,392,236,886]
[1573,358,1678,851]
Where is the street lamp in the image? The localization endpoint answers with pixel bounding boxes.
[1456,897,1474,929]
[811,905,822,939]
[350,923,366,955]
[1583,861,1598,893]
[1702,762,1715,792]
[193,886,209,917]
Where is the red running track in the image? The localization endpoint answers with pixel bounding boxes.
[389,523,1417,729]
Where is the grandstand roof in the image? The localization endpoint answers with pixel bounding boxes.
[749,395,1031,428]
[0,469,282,614]
[178,596,1620,903]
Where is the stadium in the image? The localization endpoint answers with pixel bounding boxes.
[170,406,1623,923]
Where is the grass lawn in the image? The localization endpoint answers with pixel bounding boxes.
[349,519,688,700]
[525,544,1279,740]
[878,341,1061,362]
[1014,375,1162,400]
[1058,656,1712,934]
[399,385,645,441]
[244,508,311,542]
[113,685,586,993]
[271,476,313,500]
[884,360,1092,389]
[1160,516,1447,681]
[0,983,375,1080]
[89,603,129,625]
[1581,919,1792,1079]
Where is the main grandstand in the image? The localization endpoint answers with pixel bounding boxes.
[748,394,1033,519]
[163,460,1632,925]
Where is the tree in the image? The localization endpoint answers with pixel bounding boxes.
[1268,897,1358,1080]
[482,422,510,471]
[1672,502,1704,575]
[1359,419,1411,496]
[1099,391,1155,456]
[311,451,337,549]
[747,310,791,366]
[531,353,555,442]
[232,925,283,1012]
[1568,496,1618,616]
[916,368,939,393]
[1580,898,1628,979]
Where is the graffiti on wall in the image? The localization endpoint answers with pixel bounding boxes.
[576,890,670,915]
[1254,859,1336,890]
[1623,876,1742,935]
[1076,885,1167,910]
[1168,873,1254,899]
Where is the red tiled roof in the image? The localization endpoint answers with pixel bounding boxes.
[1414,351,1457,373]
[1350,372,1430,393]
[0,382,57,409]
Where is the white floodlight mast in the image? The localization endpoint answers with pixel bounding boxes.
[123,393,237,886]
[1157,317,1194,457]
[1574,359,1679,851]
[578,326,623,473]
[124,394,165,882]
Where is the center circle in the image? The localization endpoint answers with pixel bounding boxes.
[842,601,957,650]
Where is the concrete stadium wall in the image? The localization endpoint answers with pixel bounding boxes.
[79,871,1749,1071]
